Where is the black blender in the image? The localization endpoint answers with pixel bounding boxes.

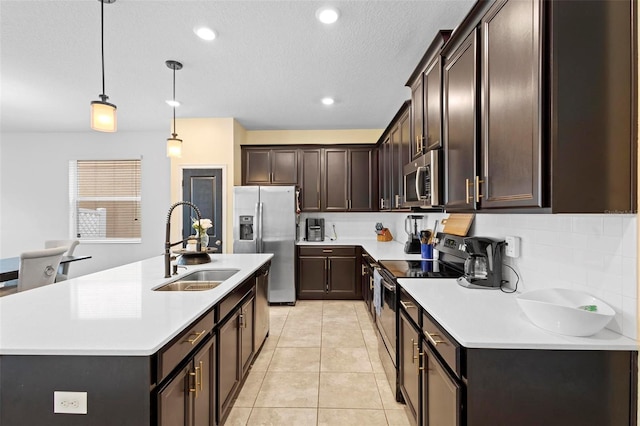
[403,215,424,254]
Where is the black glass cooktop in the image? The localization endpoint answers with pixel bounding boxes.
[378,259,463,279]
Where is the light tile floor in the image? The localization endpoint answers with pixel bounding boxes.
[225,300,411,425]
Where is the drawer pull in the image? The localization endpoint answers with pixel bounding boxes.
[426,331,445,347]
[410,338,416,364]
[186,330,207,345]
[400,301,415,310]
[322,249,333,253]
[419,352,426,372]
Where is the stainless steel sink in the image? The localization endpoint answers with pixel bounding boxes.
[154,269,240,291]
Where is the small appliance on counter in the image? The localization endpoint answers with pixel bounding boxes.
[375,222,393,242]
[457,236,505,289]
[403,215,424,254]
[305,218,325,241]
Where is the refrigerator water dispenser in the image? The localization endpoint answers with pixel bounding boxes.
[239,215,254,240]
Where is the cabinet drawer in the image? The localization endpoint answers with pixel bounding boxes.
[399,287,420,326]
[158,310,214,382]
[218,278,254,322]
[298,246,356,257]
[422,311,460,377]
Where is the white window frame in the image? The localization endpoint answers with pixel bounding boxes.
[69,159,142,244]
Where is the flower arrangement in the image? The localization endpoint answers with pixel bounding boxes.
[192,217,213,236]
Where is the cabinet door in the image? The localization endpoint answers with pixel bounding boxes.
[410,78,425,158]
[422,341,461,426]
[424,56,443,151]
[299,149,322,211]
[394,111,411,211]
[399,310,420,424]
[378,136,391,211]
[481,0,542,208]
[326,256,358,300]
[271,150,298,185]
[298,256,327,299]
[390,125,402,210]
[193,338,215,426]
[217,313,240,421]
[349,148,375,211]
[158,364,189,426]
[323,149,349,211]
[240,296,255,376]
[244,149,271,185]
[444,31,478,211]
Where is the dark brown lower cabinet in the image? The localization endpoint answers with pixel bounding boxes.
[421,340,461,426]
[218,313,240,422]
[297,246,360,300]
[240,295,255,376]
[158,336,215,426]
[399,309,420,425]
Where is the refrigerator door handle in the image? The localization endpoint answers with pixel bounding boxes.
[257,201,264,253]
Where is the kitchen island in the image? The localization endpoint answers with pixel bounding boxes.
[0,253,273,426]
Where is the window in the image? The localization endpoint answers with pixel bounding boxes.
[69,159,141,242]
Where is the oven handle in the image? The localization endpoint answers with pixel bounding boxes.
[416,166,425,200]
[382,280,395,291]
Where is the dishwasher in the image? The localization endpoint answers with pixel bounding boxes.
[254,261,271,350]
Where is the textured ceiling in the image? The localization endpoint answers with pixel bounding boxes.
[0,0,474,133]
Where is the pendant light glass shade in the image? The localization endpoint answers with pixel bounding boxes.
[91,0,117,132]
[91,97,117,132]
[166,60,183,158]
[167,135,182,158]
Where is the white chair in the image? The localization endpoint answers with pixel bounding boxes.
[17,246,67,292]
[45,239,79,282]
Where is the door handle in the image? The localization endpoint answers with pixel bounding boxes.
[475,175,484,203]
[465,178,473,204]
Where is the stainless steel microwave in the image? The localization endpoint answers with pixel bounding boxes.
[403,150,441,208]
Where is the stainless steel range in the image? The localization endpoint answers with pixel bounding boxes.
[374,233,467,401]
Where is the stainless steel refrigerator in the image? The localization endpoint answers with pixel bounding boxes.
[233,186,296,304]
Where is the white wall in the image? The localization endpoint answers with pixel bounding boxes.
[303,211,638,340]
[0,131,170,278]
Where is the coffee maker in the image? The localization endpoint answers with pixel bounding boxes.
[457,236,505,289]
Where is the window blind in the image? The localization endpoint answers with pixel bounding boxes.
[69,159,141,241]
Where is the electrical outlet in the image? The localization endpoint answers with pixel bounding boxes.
[54,391,87,414]
[505,236,520,258]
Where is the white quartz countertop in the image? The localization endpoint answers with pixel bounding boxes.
[398,279,638,351]
[0,253,273,356]
[297,238,424,261]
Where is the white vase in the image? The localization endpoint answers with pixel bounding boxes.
[198,231,209,251]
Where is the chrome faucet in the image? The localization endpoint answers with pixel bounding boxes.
[165,201,202,278]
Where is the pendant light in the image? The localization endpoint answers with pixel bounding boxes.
[166,60,183,158]
[90,0,117,132]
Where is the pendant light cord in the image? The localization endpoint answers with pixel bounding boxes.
[172,66,177,136]
[100,0,106,98]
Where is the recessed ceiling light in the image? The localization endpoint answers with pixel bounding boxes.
[165,100,180,107]
[316,7,340,24]
[194,26,216,41]
[321,97,335,106]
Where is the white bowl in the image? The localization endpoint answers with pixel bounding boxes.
[516,288,615,337]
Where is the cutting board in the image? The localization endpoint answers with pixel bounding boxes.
[441,213,475,236]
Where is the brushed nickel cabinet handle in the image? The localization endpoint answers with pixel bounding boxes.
[426,331,445,347]
[410,338,416,364]
[186,330,207,345]
[322,249,333,253]
[198,361,203,392]
[400,301,415,310]
[475,175,484,202]
[465,178,473,204]
[188,371,197,394]
[418,352,425,373]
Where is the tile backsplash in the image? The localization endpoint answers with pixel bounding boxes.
[300,212,638,339]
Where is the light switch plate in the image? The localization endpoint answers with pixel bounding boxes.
[505,236,520,258]
[54,391,87,414]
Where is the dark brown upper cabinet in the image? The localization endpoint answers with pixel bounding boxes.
[443,30,479,211]
[298,148,322,212]
[441,0,636,213]
[242,148,298,185]
[376,101,411,211]
[406,30,452,158]
[323,147,377,212]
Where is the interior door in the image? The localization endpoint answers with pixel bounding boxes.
[182,168,223,250]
